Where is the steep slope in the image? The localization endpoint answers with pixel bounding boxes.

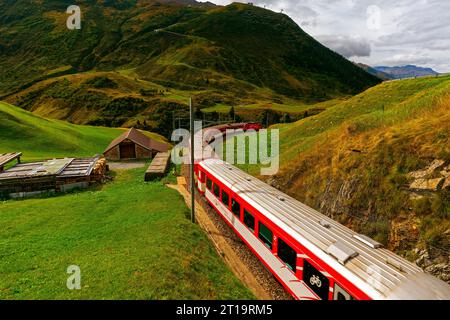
[356,63,392,81]
[4,71,190,130]
[266,76,450,281]
[0,101,168,161]
[0,1,379,102]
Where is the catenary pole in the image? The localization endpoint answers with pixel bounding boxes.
[190,98,196,224]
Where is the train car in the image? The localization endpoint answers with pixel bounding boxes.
[195,159,450,300]
[202,123,262,145]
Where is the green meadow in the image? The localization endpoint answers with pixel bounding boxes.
[0,168,254,300]
[0,102,167,162]
[0,102,254,300]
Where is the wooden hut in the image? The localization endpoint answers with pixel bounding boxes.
[103,128,168,161]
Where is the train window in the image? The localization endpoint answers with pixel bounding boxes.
[258,222,273,250]
[231,199,241,218]
[206,178,213,190]
[222,191,230,207]
[278,238,296,271]
[333,284,354,300]
[213,184,220,198]
[244,210,255,231]
[303,260,330,300]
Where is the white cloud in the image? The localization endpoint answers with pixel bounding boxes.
[316,35,371,58]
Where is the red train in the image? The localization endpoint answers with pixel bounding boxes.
[202,123,263,145]
[195,159,450,300]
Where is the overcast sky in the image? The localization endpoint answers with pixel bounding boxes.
[201,0,450,72]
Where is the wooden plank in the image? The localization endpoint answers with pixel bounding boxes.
[0,152,22,167]
[145,152,171,181]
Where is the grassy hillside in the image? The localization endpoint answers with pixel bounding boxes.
[265,76,449,269]
[0,102,168,161]
[0,169,254,299]
[0,1,379,121]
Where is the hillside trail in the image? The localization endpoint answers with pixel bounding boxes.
[167,176,275,300]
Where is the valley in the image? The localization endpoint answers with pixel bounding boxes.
[0,0,448,300]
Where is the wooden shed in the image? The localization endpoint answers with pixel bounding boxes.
[103,128,169,161]
[0,155,107,199]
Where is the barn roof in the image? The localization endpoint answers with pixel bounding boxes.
[0,155,101,181]
[104,128,169,154]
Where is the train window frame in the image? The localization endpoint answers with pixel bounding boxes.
[258,222,273,250]
[243,209,255,232]
[213,183,221,198]
[206,177,213,190]
[277,238,297,272]
[333,284,354,300]
[222,190,230,207]
[231,199,241,218]
[303,260,330,300]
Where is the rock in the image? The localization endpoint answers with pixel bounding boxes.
[440,170,450,178]
[443,177,450,190]
[408,159,446,179]
[424,263,450,283]
[409,178,444,192]
[429,159,446,171]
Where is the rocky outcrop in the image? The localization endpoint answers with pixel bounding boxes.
[415,248,450,283]
[443,177,450,190]
[408,159,445,179]
[410,178,444,192]
[319,177,361,219]
[408,159,449,193]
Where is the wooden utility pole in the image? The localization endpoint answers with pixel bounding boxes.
[190,98,196,224]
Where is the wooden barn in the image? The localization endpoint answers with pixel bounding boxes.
[103,128,169,161]
[0,154,107,199]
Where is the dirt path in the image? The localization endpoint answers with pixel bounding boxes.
[109,162,147,170]
[168,176,291,300]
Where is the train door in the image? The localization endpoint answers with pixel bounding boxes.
[333,284,354,300]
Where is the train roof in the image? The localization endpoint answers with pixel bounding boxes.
[200,159,450,300]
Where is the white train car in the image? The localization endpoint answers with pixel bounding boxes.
[195,159,450,300]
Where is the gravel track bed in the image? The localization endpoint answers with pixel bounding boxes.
[181,166,292,300]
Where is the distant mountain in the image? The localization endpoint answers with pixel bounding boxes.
[355,63,392,81]
[374,65,439,79]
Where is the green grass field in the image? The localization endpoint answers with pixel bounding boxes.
[0,102,168,162]
[274,75,450,165]
[0,102,254,300]
[0,169,254,300]
[201,99,344,115]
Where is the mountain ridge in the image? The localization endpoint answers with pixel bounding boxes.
[0,1,380,103]
[374,65,439,79]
